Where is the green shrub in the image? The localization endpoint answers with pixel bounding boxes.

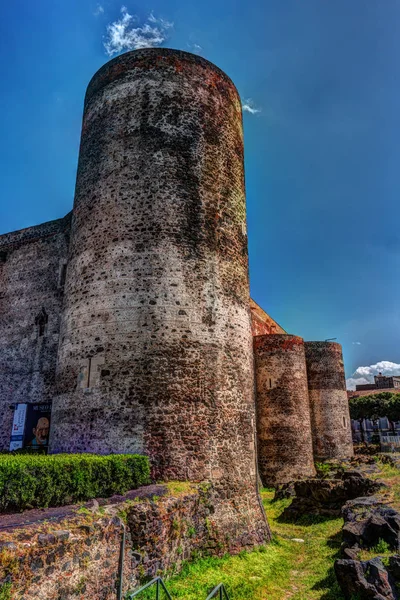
[0,583,12,600]
[371,538,391,554]
[0,453,150,512]
[315,461,332,478]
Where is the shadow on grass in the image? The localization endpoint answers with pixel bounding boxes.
[325,529,344,548]
[312,529,345,600]
[313,567,345,600]
[276,510,341,525]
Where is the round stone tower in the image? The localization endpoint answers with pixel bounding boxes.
[49,49,269,545]
[304,341,353,460]
[254,334,316,485]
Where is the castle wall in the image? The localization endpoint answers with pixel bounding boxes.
[0,216,70,449]
[254,334,316,485]
[0,483,268,600]
[250,299,286,336]
[304,341,353,460]
[49,49,269,546]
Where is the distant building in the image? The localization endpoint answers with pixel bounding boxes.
[353,372,400,393]
[374,373,400,389]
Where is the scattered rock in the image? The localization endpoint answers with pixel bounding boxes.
[342,501,400,552]
[335,557,397,600]
[343,512,399,551]
[290,538,304,543]
[388,555,400,580]
[342,546,360,560]
[273,483,295,501]
[342,496,384,523]
[283,473,384,519]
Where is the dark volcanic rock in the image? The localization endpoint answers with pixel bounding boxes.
[388,555,400,580]
[342,499,400,552]
[342,497,384,523]
[343,513,400,551]
[273,483,296,501]
[283,473,385,519]
[335,557,397,600]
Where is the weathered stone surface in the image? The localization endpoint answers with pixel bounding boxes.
[0,483,262,599]
[283,473,384,518]
[254,335,316,486]
[53,530,70,542]
[342,496,385,523]
[249,299,286,336]
[343,506,400,551]
[389,555,400,579]
[38,534,56,546]
[305,342,354,460]
[45,48,268,548]
[335,558,397,600]
[0,214,71,449]
[273,482,296,501]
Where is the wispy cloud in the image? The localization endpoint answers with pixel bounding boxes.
[352,341,362,345]
[94,4,104,16]
[104,6,173,57]
[242,98,261,115]
[187,43,203,55]
[346,360,400,390]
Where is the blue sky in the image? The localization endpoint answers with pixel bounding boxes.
[0,0,399,387]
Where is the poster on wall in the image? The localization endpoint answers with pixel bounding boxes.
[9,403,27,451]
[9,403,51,451]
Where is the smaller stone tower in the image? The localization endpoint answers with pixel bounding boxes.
[304,341,353,460]
[254,334,316,486]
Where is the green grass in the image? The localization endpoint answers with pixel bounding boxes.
[133,490,345,600]
[0,583,12,600]
[359,539,392,563]
[369,458,400,509]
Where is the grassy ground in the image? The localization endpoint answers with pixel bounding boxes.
[371,458,400,510]
[146,489,345,600]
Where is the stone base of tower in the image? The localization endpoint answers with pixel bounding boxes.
[205,481,271,551]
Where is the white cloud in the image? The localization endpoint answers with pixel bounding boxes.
[187,43,203,55]
[354,361,400,378]
[94,4,104,16]
[352,341,361,345]
[346,377,370,390]
[104,6,173,56]
[346,360,400,390]
[242,98,261,115]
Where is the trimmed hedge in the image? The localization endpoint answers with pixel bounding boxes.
[0,453,150,512]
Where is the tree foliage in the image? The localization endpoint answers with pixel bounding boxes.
[349,392,400,422]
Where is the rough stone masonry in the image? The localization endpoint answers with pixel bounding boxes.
[0,49,353,507]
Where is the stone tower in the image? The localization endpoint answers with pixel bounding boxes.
[304,341,353,460]
[254,334,316,485]
[49,49,269,545]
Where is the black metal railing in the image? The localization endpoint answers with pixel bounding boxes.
[126,577,172,600]
[205,584,230,600]
[126,578,230,600]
